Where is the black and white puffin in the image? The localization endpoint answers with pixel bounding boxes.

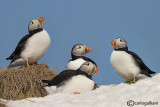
[110,37,155,83]
[66,44,97,70]
[6,17,51,67]
[42,61,98,94]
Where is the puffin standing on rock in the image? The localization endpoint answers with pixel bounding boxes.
[42,61,98,94]
[110,37,155,83]
[66,44,97,70]
[6,17,51,67]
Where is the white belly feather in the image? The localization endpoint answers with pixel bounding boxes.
[21,29,51,63]
[110,51,140,80]
[57,75,94,93]
[66,59,86,70]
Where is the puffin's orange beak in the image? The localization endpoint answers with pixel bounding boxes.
[111,40,114,47]
[86,46,92,53]
[38,17,46,24]
[93,66,98,75]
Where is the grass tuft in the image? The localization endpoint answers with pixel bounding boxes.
[124,80,135,84]
[0,64,56,100]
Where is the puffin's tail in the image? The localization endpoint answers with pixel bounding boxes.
[6,55,14,60]
[6,52,15,60]
[6,57,11,60]
[149,71,156,74]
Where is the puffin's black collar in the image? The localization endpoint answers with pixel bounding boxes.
[29,28,43,34]
[114,47,128,51]
[71,54,84,60]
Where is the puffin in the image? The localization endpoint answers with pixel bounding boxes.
[110,37,155,83]
[42,61,98,94]
[66,44,97,70]
[6,17,51,67]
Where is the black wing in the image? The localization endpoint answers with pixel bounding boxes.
[6,28,43,61]
[42,70,92,86]
[127,51,155,77]
[6,34,32,61]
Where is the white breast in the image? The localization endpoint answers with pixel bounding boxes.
[21,29,51,63]
[57,75,94,93]
[66,58,86,70]
[110,50,140,80]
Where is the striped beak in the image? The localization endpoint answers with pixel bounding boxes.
[90,66,98,75]
[38,17,46,25]
[111,40,115,47]
[84,46,92,54]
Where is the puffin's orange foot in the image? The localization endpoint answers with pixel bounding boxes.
[73,92,80,94]
[26,61,30,67]
[133,77,136,83]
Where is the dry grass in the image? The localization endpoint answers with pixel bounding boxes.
[0,68,2,73]
[0,64,56,100]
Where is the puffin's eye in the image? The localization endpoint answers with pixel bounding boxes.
[120,39,123,42]
[87,63,90,66]
[31,21,34,24]
[79,46,81,49]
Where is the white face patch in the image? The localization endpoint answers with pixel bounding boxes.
[72,45,86,56]
[28,19,41,32]
[79,62,96,75]
[114,38,127,49]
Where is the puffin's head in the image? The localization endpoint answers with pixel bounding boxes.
[79,61,98,75]
[111,37,127,49]
[71,44,92,56]
[28,17,46,32]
